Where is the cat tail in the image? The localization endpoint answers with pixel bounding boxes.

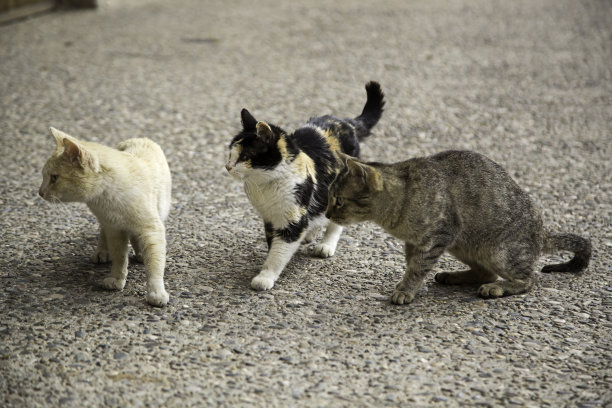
[354,81,385,141]
[541,231,591,273]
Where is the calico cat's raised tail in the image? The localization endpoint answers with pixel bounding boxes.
[226,81,385,291]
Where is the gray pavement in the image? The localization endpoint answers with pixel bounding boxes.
[1,0,610,406]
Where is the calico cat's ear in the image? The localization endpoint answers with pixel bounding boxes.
[347,159,383,191]
[256,121,275,144]
[241,109,258,131]
[62,138,99,171]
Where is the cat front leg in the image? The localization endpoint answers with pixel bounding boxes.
[251,237,301,291]
[138,222,169,307]
[91,226,110,263]
[311,221,343,258]
[101,228,129,291]
[391,239,449,304]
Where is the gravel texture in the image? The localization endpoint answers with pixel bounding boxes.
[1,0,611,407]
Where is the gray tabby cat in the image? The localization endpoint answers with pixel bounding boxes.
[325,150,591,304]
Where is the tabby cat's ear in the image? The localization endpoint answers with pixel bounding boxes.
[256,121,275,144]
[333,151,353,167]
[241,109,258,131]
[62,138,99,171]
[347,159,383,191]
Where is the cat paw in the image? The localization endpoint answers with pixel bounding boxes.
[251,275,275,291]
[390,289,415,305]
[101,277,126,291]
[477,283,504,298]
[146,289,169,307]
[130,253,144,264]
[435,272,457,285]
[311,243,336,258]
[92,250,110,264]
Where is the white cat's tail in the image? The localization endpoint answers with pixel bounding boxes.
[541,231,591,273]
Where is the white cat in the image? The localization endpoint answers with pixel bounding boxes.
[39,127,172,307]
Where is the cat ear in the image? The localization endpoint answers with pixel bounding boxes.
[62,138,99,171]
[346,158,364,176]
[347,159,383,191]
[62,138,84,167]
[256,121,275,144]
[366,166,384,191]
[241,109,258,131]
[49,127,70,149]
[333,151,353,168]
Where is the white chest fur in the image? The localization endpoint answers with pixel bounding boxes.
[243,165,305,229]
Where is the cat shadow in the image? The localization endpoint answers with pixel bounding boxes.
[35,230,152,306]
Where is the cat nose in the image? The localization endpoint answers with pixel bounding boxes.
[38,188,44,197]
[225,162,233,172]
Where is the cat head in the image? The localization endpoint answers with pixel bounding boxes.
[225,109,285,180]
[39,127,101,203]
[325,152,383,225]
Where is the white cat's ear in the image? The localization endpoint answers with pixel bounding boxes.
[256,121,275,144]
[49,127,70,149]
[241,109,258,131]
[62,138,99,171]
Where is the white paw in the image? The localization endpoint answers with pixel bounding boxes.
[92,250,110,264]
[101,277,126,290]
[311,243,336,258]
[146,289,169,307]
[251,274,275,291]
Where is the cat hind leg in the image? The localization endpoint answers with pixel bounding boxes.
[303,226,321,244]
[100,228,129,291]
[435,265,498,285]
[311,222,343,258]
[139,224,169,307]
[91,227,110,263]
[130,235,144,263]
[476,246,536,298]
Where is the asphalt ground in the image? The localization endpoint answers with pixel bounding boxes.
[1,0,610,406]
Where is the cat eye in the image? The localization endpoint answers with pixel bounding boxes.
[50,174,58,183]
[335,197,345,208]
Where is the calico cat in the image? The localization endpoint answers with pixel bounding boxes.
[326,150,591,304]
[39,127,172,307]
[226,81,385,291]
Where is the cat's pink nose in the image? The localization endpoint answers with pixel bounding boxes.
[225,162,233,172]
[38,189,44,197]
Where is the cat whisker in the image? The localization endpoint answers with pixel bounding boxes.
[49,196,72,217]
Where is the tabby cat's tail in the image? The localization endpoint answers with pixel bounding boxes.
[541,231,591,273]
[354,81,385,141]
